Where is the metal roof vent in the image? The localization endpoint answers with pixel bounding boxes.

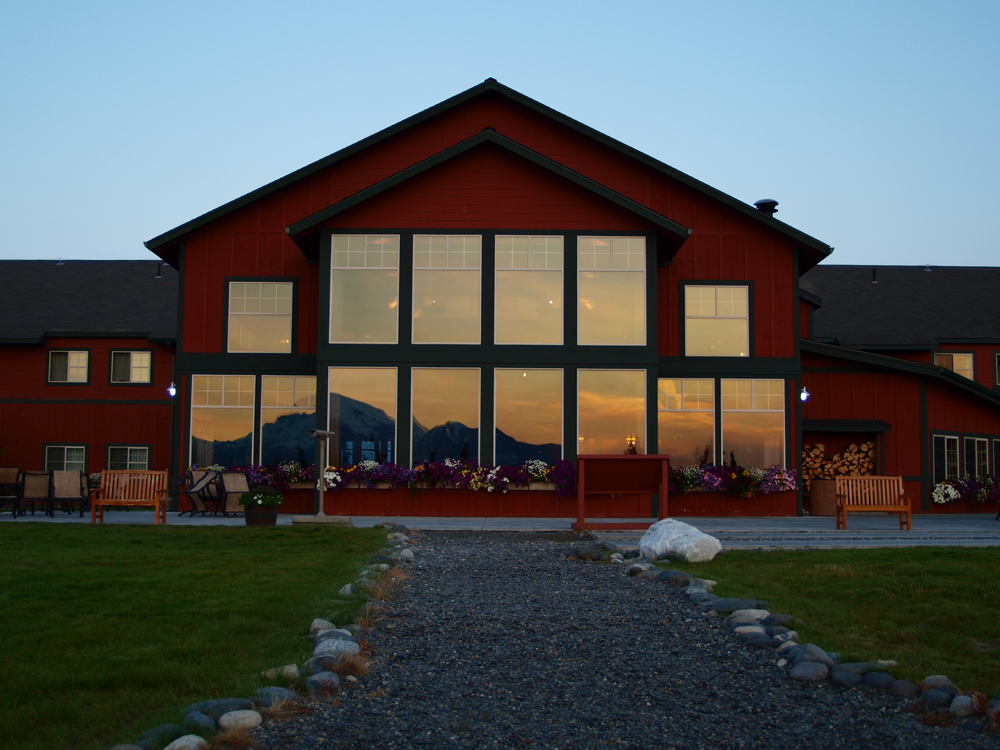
[754,199,778,216]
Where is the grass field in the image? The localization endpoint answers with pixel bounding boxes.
[0,524,387,750]
[680,547,1000,694]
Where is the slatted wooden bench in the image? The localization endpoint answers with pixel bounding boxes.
[835,475,911,531]
[91,470,169,524]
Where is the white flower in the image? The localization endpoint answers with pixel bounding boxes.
[931,482,959,504]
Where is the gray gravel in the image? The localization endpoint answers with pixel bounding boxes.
[255,531,998,749]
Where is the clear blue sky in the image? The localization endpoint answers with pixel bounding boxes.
[2,1,997,266]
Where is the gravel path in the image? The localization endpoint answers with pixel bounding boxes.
[255,531,997,749]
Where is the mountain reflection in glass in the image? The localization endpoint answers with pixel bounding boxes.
[494,369,562,465]
[328,368,397,468]
[577,369,646,455]
[261,376,316,465]
[190,375,254,466]
[412,368,479,465]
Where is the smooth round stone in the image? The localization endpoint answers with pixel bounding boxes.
[315,629,355,644]
[776,641,799,654]
[984,699,1000,720]
[309,617,335,635]
[306,670,341,694]
[862,672,896,691]
[921,689,953,708]
[761,613,802,628]
[710,598,767,615]
[789,661,829,681]
[217,710,263,731]
[136,723,187,749]
[829,671,864,688]
[774,631,798,643]
[728,608,769,623]
[689,577,716,591]
[888,680,920,699]
[180,698,253,722]
[314,638,361,658]
[338,583,357,596]
[922,675,958,692]
[765,626,789,637]
[399,548,415,561]
[255,686,298,707]
[180,710,215,736]
[792,644,835,667]
[734,625,766,636]
[950,695,976,717]
[655,569,692,585]
[164,736,208,750]
[688,590,713,603]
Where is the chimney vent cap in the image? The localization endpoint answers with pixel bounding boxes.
[754,199,779,216]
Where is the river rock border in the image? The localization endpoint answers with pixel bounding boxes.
[108,525,414,750]
[566,540,1000,731]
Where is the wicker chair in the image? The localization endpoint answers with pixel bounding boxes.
[22,471,53,516]
[219,471,250,517]
[178,470,220,517]
[52,470,89,517]
[0,468,22,518]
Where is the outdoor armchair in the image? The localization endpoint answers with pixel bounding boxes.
[22,471,53,516]
[0,468,22,518]
[219,471,251,517]
[52,470,89,517]
[178,469,220,517]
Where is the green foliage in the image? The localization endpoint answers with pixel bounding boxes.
[683,547,1000,693]
[0,525,385,750]
[238,485,284,507]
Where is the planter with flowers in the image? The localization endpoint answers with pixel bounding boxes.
[666,464,799,517]
[930,475,999,513]
[239,485,284,525]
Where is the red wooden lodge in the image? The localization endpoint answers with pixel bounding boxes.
[3,79,999,518]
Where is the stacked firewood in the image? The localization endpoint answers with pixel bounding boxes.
[801,441,876,490]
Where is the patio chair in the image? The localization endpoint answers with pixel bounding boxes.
[22,471,53,516]
[178,469,220,517]
[219,471,251,517]
[52,470,89,517]
[0,468,22,518]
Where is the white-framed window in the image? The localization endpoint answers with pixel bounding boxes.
[108,446,149,471]
[685,286,749,357]
[111,351,151,384]
[45,445,86,472]
[934,352,973,380]
[190,375,255,467]
[964,437,989,479]
[48,351,88,383]
[932,434,959,484]
[657,378,715,466]
[228,281,293,353]
[330,235,399,344]
[720,379,784,468]
[577,237,646,346]
[495,235,563,345]
[412,235,482,344]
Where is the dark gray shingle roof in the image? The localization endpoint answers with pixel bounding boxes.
[0,260,177,343]
[801,265,1000,349]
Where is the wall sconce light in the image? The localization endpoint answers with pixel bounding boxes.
[800,386,810,402]
[167,382,177,398]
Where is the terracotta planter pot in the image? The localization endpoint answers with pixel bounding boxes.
[809,480,837,516]
[244,504,279,525]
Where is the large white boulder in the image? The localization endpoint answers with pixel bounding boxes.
[638,518,722,563]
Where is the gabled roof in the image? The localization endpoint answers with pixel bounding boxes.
[0,261,177,344]
[286,129,691,262]
[802,340,1000,408]
[802,265,1000,349]
[145,79,833,268]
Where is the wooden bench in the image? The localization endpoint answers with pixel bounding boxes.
[91,470,168,524]
[835,475,911,530]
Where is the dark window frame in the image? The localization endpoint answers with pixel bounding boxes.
[223,277,299,355]
[43,444,88,472]
[679,281,756,358]
[963,434,990,479]
[46,348,91,386]
[933,350,975,381]
[931,432,960,484]
[106,444,152,471]
[108,349,155,386]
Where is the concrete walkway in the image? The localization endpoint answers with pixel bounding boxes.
[4,509,998,548]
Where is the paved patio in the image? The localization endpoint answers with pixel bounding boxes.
[3,509,998,548]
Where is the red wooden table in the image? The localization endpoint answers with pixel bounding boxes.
[573,454,670,530]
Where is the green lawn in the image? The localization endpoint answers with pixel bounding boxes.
[681,547,1000,693]
[0,524,387,750]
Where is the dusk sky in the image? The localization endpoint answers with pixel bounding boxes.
[2,1,997,267]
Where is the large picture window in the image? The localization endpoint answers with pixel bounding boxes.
[578,369,646,455]
[328,368,397,468]
[964,437,989,479]
[330,235,399,343]
[190,375,255,467]
[228,282,293,353]
[411,368,480,464]
[108,446,149,471]
[933,435,959,484]
[111,351,151,384]
[48,351,88,383]
[495,236,563,344]
[934,353,973,380]
[45,445,86,471]
[721,379,784,468]
[657,378,715,466]
[577,237,645,345]
[494,369,563,465]
[412,235,481,344]
[685,286,749,357]
[261,376,317,465]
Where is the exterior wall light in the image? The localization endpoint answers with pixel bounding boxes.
[167,382,177,398]
[800,386,810,402]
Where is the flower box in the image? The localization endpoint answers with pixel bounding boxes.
[666,490,798,517]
